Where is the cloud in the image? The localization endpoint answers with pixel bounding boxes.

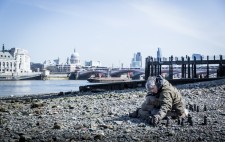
[131,1,225,48]
[132,4,198,36]
[18,0,81,17]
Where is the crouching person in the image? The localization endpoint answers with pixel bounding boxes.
[129,75,188,126]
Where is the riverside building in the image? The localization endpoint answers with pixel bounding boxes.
[130,52,142,68]
[84,60,102,67]
[43,49,82,73]
[0,44,32,74]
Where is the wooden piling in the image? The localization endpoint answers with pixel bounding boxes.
[144,54,225,81]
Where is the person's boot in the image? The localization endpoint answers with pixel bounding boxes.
[129,108,140,118]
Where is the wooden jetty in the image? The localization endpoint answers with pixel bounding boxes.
[145,55,225,80]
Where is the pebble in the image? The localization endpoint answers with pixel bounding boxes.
[114,121,123,125]
[1,79,225,141]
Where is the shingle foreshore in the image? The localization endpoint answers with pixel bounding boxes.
[1,79,225,142]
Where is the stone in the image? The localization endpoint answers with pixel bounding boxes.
[74,124,83,130]
[0,107,7,112]
[53,122,61,129]
[167,130,175,136]
[93,130,104,140]
[138,123,146,127]
[68,105,75,109]
[31,102,44,108]
[81,132,91,140]
[114,121,123,125]
[124,128,132,133]
[19,135,32,142]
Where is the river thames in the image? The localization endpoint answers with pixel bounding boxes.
[0,80,91,97]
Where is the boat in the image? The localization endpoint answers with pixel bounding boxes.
[87,77,131,83]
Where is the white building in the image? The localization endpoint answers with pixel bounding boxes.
[85,60,101,67]
[43,59,56,68]
[0,44,32,74]
[44,49,82,73]
[70,49,81,65]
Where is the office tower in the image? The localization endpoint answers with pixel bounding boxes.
[130,52,142,68]
[157,47,162,61]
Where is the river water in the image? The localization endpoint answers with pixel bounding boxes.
[0,80,91,97]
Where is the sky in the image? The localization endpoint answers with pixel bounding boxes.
[0,0,225,67]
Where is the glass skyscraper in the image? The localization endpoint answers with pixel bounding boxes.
[157,47,162,61]
[130,52,142,68]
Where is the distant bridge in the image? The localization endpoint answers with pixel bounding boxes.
[73,68,145,80]
[110,69,145,77]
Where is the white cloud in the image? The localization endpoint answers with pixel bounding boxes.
[132,2,225,49]
[132,4,198,35]
[18,0,81,17]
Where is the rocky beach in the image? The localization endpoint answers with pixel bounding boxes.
[1,79,225,142]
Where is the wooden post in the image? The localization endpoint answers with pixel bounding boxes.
[207,56,209,78]
[159,58,162,75]
[150,57,154,77]
[188,56,191,78]
[157,58,161,76]
[194,56,197,78]
[219,55,223,77]
[181,57,185,78]
[145,56,150,80]
[169,56,173,79]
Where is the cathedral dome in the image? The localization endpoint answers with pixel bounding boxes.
[70,49,80,65]
[71,52,79,59]
[71,49,79,59]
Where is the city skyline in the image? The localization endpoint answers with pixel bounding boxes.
[0,0,225,67]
